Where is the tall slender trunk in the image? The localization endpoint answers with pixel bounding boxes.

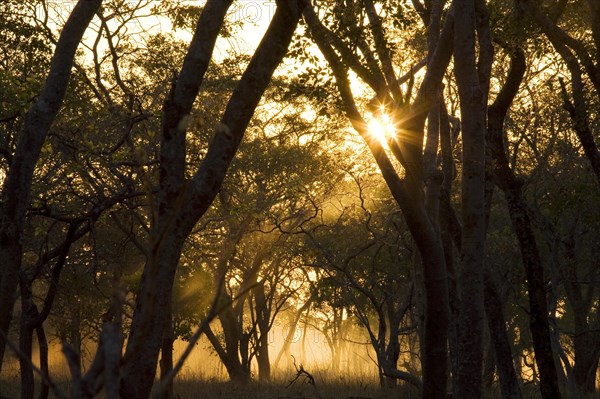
[439,101,460,386]
[488,44,562,399]
[303,4,454,397]
[482,339,495,389]
[453,0,487,396]
[19,321,35,399]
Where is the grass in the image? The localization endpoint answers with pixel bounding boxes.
[1,340,593,399]
[1,348,416,399]
[3,371,587,399]
[0,373,418,399]
[169,379,419,399]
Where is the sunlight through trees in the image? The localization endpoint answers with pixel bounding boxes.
[1,1,600,399]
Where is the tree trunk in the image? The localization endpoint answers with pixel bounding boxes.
[19,323,35,399]
[120,234,187,397]
[482,340,495,389]
[568,284,600,394]
[254,282,271,381]
[209,279,250,384]
[494,114,562,399]
[119,2,305,395]
[0,0,102,371]
[159,295,174,399]
[303,4,454,397]
[273,295,313,369]
[484,273,523,399]
[453,0,488,396]
[19,282,53,399]
[19,274,36,399]
[488,44,562,399]
[204,324,250,384]
[414,215,450,399]
[36,324,50,399]
[439,101,460,387]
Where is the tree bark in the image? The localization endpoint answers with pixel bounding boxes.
[453,0,488,396]
[36,324,50,399]
[562,239,600,394]
[19,274,37,399]
[482,339,495,389]
[159,295,174,399]
[254,282,271,381]
[439,100,460,385]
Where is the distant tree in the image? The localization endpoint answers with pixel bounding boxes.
[300,168,422,388]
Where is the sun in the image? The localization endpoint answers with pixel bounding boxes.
[367,111,396,148]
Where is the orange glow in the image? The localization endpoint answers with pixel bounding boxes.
[367,109,396,149]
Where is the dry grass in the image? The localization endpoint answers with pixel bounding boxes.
[0,374,417,399]
[169,379,419,399]
[0,353,415,399]
[0,340,572,399]
[0,371,567,399]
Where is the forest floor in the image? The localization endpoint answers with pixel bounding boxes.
[0,377,548,399]
[168,379,419,399]
[0,351,542,399]
[0,378,417,399]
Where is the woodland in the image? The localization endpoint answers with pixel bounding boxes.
[0,0,599,398]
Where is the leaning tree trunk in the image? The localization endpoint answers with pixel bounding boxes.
[0,0,101,371]
[119,2,305,397]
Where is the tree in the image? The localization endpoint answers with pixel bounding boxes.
[452,1,491,397]
[511,2,600,393]
[4,0,600,397]
[0,0,102,372]
[301,2,452,396]
[117,1,307,396]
